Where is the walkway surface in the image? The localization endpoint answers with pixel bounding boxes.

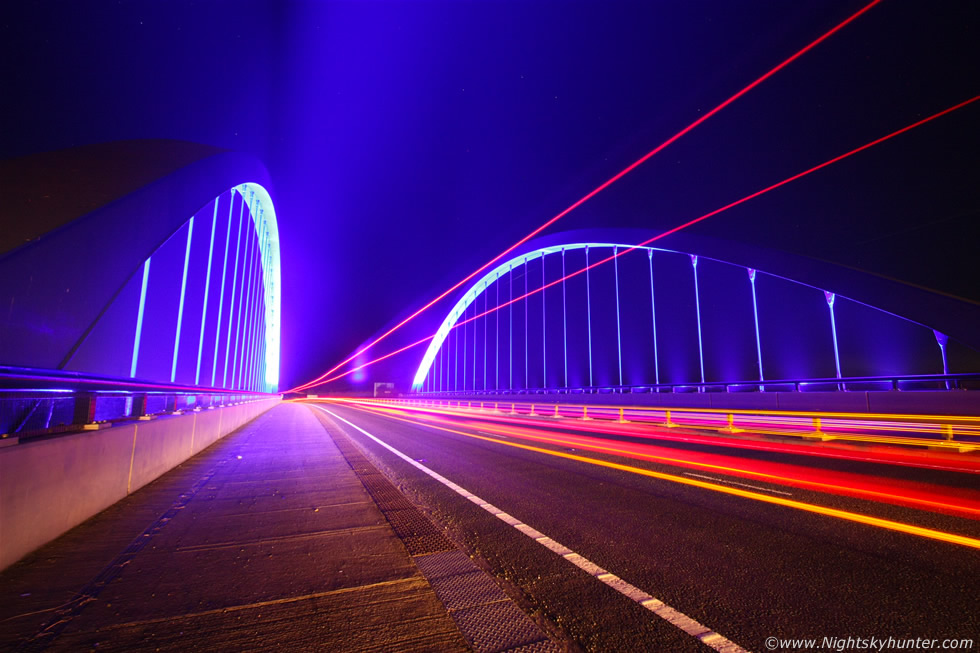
[0,402,549,651]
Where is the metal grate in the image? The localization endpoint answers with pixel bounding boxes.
[452,601,555,653]
[325,426,456,556]
[429,571,509,611]
[414,549,480,580]
[315,409,560,653]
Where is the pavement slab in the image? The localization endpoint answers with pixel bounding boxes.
[0,402,470,651]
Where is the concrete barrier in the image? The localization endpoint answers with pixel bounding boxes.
[0,397,280,571]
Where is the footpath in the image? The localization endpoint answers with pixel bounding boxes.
[0,402,556,652]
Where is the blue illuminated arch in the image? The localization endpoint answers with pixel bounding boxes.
[413,243,612,390]
[238,183,282,391]
[105,182,280,391]
[411,241,959,392]
[0,142,283,392]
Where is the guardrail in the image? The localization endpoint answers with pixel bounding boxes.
[417,372,980,395]
[367,397,980,453]
[0,366,276,443]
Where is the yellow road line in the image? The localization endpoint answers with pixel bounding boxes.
[335,401,980,550]
[357,398,980,450]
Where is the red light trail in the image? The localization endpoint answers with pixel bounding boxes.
[450,95,980,332]
[344,400,980,519]
[453,95,980,329]
[289,0,882,393]
[346,398,980,473]
[309,399,980,548]
[296,94,978,387]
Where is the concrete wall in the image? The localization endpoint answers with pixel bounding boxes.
[421,391,980,416]
[0,397,279,571]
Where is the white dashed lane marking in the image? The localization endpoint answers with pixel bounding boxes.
[317,406,751,653]
[683,472,793,496]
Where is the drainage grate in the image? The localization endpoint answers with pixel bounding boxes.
[319,423,457,559]
[506,641,568,653]
[429,570,510,611]
[358,476,419,511]
[414,549,481,580]
[314,408,560,653]
[452,600,553,653]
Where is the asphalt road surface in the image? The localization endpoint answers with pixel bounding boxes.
[310,400,979,653]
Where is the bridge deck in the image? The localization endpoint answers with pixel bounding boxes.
[0,403,471,651]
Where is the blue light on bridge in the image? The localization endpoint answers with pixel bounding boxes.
[195,196,220,385]
[411,241,965,395]
[691,254,705,387]
[118,184,280,391]
[171,216,194,383]
[130,257,151,378]
[748,268,764,388]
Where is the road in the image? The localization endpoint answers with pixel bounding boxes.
[308,399,979,652]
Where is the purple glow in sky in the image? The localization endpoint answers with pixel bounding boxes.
[2,1,977,390]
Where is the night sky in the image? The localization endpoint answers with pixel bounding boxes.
[2,1,977,391]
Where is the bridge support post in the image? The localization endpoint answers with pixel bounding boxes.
[692,255,705,390]
[648,250,660,386]
[720,412,741,434]
[585,246,593,388]
[562,248,568,389]
[131,394,149,420]
[73,392,97,427]
[934,331,951,390]
[825,292,843,391]
[748,269,764,391]
[808,417,834,441]
[942,424,954,441]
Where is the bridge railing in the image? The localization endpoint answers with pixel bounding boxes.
[419,372,980,395]
[0,366,276,443]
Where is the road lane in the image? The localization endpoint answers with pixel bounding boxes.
[336,400,980,523]
[310,401,979,652]
[358,399,980,473]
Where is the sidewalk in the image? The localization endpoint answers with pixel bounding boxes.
[0,402,470,651]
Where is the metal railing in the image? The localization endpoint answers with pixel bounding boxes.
[0,366,277,443]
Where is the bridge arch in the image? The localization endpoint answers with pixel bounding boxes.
[412,241,975,393]
[0,142,281,392]
[75,182,281,392]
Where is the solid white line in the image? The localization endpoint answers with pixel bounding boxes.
[315,405,750,653]
[683,472,793,496]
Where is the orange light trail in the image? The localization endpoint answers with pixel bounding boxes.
[329,397,980,472]
[289,0,883,393]
[413,399,980,450]
[311,399,980,550]
[320,399,980,520]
